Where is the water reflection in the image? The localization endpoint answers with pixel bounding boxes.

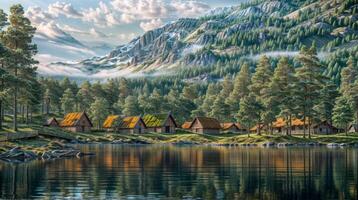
[0,145,358,199]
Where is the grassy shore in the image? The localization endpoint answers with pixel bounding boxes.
[1,123,358,155]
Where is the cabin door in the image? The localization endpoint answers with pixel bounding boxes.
[165,126,170,133]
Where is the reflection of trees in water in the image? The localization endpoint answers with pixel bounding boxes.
[0,146,358,199]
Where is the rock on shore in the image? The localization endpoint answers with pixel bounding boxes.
[0,146,94,163]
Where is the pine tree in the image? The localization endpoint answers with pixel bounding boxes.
[237,93,262,137]
[349,80,358,125]
[333,95,353,135]
[90,97,109,130]
[227,63,251,118]
[210,92,230,121]
[314,81,339,123]
[61,89,75,114]
[250,55,273,134]
[340,56,357,95]
[269,57,298,135]
[182,85,198,100]
[123,95,140,116]
[0,5,37,131]
[250,55,272,97]
[295,45,326,138]
[76,81,93,112]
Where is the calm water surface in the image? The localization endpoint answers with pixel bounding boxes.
[0,145,358,199]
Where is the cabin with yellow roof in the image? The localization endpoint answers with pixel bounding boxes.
[103,115,146,134]
[60,112,93,133]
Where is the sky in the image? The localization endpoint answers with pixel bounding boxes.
[0,0,247,47]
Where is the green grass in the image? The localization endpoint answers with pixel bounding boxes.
[2,120,358,155]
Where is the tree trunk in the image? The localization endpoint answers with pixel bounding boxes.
[258,123,261,136]
[21,105,25,123]
[26,104,29,124]
[46,98,50,115]
[308,118,311,139]
[13,84,18,131]
[0,100,2,130]
[303,118,306,139]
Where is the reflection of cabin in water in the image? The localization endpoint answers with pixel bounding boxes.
[142,113,178,134]
[103,115,146,134]
[44,117,59,127]
[60,112,93,132]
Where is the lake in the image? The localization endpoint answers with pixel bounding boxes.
[0,145,357,199]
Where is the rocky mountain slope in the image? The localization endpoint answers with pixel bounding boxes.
[48,0,358,78]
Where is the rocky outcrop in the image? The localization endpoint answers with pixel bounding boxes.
[0,146,94,163]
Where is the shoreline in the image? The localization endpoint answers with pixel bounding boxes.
[1,128,358,163]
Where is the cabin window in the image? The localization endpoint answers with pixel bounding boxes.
[165,126,170,133]
[139,127,142,134]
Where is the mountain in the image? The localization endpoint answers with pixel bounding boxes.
[47,0,358,79]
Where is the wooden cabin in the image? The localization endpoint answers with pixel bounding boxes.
[349,124,358,133]
[271,118,310,135]
[221,123,246,133]
[189,117,221,134]
[313,121,340,134]
[103,115,146,134]
[142,113,178,134]
[44,117,59,127]
[181,121,192,130]
[60,112,93,132]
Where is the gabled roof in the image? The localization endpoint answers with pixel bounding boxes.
[182,121,192,129]
[190,117,221,129]
[143,113,178,128]
[221,123,240,130]
[103,115,120,128]
[272,118,307,128]
[349,124,358,131]
[103,115,146,129]
[60,112,93,127]
[313,120,338,129]
[44,117,59,126]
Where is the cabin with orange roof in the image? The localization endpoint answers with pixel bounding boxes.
[103,115,146,134]
[60,112,93,132]
[181,121,192,130]
[272,118,310,134]
[221,123,246,133]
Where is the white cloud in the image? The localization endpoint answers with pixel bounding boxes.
[61,25,87,34]
[48,1,83,19]
[111,0,171,21]
[35,21,73,40]
[172,1,211,18]
[110,0,210,23]
[82,1,121,27]
[140,19,164,31]
[25,6,53,25]
[90,28,108,38]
